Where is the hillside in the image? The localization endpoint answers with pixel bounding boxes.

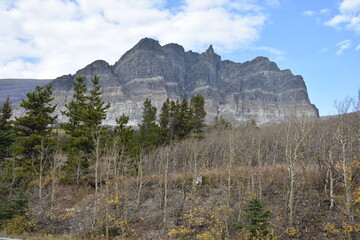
[0,79,51,105]
[0,110,359,239]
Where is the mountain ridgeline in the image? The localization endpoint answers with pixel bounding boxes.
[19,38,319,125]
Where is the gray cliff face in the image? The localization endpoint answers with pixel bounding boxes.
[47,37,318,126]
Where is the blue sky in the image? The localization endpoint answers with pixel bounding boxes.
[0,0,359,116]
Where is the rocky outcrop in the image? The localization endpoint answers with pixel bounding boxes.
[30,38,320,125]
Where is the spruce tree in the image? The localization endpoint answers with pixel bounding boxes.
[13,85,57,166]
[0,96,14,163]
[190,94,206,138]
[159,98,171,143]
[177,98,192,139]
[244,198,271,238]
[61,76,90,181]
[6,85,57,218]
[14,85,56,137]
[83,75,110,133]
[62,75,110,183]
[138,99,160,151]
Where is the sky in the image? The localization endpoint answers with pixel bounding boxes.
[0,0,359,116]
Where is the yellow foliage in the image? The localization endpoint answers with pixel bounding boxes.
[285,227,300,239]
[323,222,360,238]
[2,214,38,234]
[107,214,135,236]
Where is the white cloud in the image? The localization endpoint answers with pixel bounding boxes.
[356,44,360,51]
[254,46,286,59]
[318,47,329,53]
[303,9,330,17]
[265,0,280,7]
[326,0,360,33]
[336,39,352,55]
[303,10,315,16]
[319,9,330,14]
[0,0,268,78]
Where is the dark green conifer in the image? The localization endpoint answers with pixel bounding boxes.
[190,94,206,138]
[159,98,171,143]
[0,96,14,163]
[62,75,110,183]
[244,198,271,238]
[138,99,160,151]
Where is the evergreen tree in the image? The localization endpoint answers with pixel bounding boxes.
[14,85,56,137]
[243,198,271,238]
[61,76,90,182]
[84,75,110,133]
[138,99,160,151]
[3,86,57,220]
[159,98,171,143]
[169,100,180,140]
[190,94,206,138]
[0,96,14,163]
[62,75,110,183]
[13,85,57,168]
[62,76,87,134]
[176,98,192,139]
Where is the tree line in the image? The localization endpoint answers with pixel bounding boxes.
[0,75,206,224]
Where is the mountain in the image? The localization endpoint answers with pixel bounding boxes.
[0,79,51,106]
[11,38,319,125]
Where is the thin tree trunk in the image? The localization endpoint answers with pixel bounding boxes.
[163,151,169,232]
[136,154,144,210]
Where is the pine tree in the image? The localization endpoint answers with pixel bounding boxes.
[15,85,56,137]
[62,75,110,183]
[159,98,171,144]
[177,98,192,139]
[61,76,90,182]
[84,75,110,133]
[13,85,57,167]
[138,99,160,151]
[7,85,57,217]
[190,94,206,138]
[0,96,14,163]
[243,198,271,238]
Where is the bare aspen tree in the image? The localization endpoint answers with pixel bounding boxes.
[51,150,66,205]
[136,151,144,210]
[227,130,235,204]
[320,120,338,210]
[35,137,52,210]
[92,128,103,230]
[191,140,200,192]
[163,149,170,232]
[285,117,312,226]
[335,99,355,225]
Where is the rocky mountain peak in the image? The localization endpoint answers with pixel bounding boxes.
[162,43,185,56]
[39,38,318,126]
[132,37,163,53]
[201,44,221,63]
[76,60,111,76]
[206,44,214,54]
[243,56,280,72]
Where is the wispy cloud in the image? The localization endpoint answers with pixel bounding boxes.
[303,9,330,16]
[254,46,286,59]
[356,44,360,51]
[303,10,315,16]
[325,0,360,33]
[319,9,330,14]
[265,0,280,7]
[0,0,269,78]
[318,47,329,53]
[336,39,352,55]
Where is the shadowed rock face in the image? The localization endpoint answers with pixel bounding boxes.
[15,38,319,126]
